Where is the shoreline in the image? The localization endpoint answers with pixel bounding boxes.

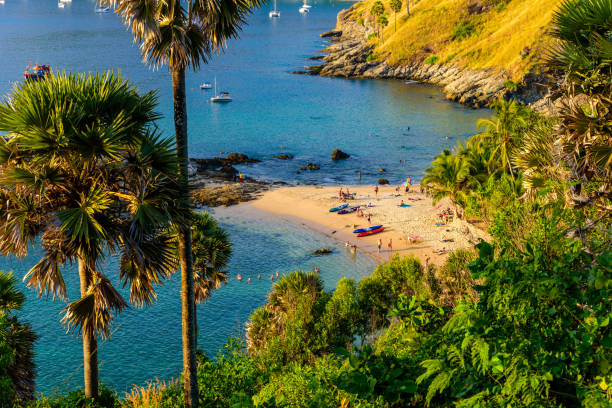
[249,185,490,267]
[298,5,551,111]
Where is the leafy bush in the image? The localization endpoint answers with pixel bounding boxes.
[504,79,518,91]
[424,55,439,64]
[358,17,364,26]
[367,33,377,41]
[23,386,120,408]
[365,53,378,62]
[452,21,476,40]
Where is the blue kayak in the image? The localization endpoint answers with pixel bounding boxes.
[329,203,349,212]
[352,225,383,234]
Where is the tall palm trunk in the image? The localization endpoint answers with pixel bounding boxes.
[194,302,198,350]
[406,0,410,17]
[172,68,199,408]
[78,257,98,401]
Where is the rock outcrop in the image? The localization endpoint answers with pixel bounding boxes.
[331,149,350,160]
[302,6,549,109]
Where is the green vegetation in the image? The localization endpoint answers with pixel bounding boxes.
[451,20,476,40]
[366,53,379,62]
[0,72,182,403]
[0,272,36,405]
[111,0,264,405]
[1,1,611,407]
[424,55,439,64]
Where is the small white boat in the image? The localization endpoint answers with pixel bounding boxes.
[210,78,232,103]
[95,6,110,13]
[269,0,280,18]
[58,1,65,8]
[211,92,232,103]
[200,81,212,89]
[61,0,72,3]
[299,0,311,13]
[0,0,6,5]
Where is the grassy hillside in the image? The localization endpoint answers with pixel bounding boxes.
[349,0,561,80]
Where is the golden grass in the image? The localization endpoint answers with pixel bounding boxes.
[122,378,178,408]
[349,0,562,80]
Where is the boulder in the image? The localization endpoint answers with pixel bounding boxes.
[225,152,260,164]
[378,178,389,185]
[331,149,350,160]
[273,154,294,160]
[307,163,320,171]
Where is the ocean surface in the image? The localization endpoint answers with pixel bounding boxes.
[0,0,489,395]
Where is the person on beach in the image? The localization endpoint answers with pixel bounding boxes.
[338,188,343,199]
[374,185,379,198]
[314,267,320,273]
[388,238,392,251]
[351,244,357,254]
[377,239,382,253]
[345,241,350,247]
[425,257,430,272]
[400,200,405,206]
[367,213,371,224]
[270,275,274,281]
[396,185,400,194]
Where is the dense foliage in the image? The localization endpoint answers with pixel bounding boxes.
[0,271,37,405]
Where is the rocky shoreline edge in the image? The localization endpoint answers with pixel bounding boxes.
[295,6,551,110]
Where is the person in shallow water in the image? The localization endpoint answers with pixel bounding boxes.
[257,273,261,280]
[237,274,243,281]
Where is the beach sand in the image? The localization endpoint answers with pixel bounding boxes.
[251,185,489,266]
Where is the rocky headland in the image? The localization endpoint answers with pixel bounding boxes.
[299,6,550,109]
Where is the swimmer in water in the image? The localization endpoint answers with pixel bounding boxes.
[236,274,242,281]
[257,273,261,280]
[248,278,251,284]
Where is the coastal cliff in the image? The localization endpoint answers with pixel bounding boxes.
[304,0,557,108]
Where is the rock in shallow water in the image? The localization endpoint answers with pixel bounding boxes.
[331,149,350,160]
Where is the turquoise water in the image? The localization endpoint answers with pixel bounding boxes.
[0,0,486,185]
[0,0,489,394]
[0,206,377,394]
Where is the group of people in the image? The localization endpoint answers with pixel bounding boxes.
[338,187,355,201]
[438,207,455,224]
[344,241,358,254]
[376,238,392,254]
[234,269,317,284]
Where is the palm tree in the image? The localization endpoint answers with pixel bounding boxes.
[246,271,323,355]
[546,0,612,212]
[0,72,182,402]
[191,211,232,349]
[106,2,263,403]
[422,149,470,213]
[389,0,402,32]
[476,99,527,179]
[370,1,385,38]
[0,271,37,403]
[377,15,389,42]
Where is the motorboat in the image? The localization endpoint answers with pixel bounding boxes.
[95,5,111,13]
[200,81,212,89]
[24,63,51,82]
[269,0,280,17]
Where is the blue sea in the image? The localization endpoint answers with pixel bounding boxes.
[0,0,489,395]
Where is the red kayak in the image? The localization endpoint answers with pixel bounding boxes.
[356,227,385,237]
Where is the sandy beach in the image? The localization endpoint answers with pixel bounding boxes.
[251,185,489,266]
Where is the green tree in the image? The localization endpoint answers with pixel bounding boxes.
[476,99,528,179]
[108,0,263,404]
[389,0,402,32]
[0,72,181,402]
[0,271,37,403]
[377,15,389,41]
[547,0,612,213]
[370,1,385,38]
[422,149,470,213]
[191,211,232,349]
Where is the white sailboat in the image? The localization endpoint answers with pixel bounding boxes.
[269,0,280,18]
[210,78,232,103]
[58,1,65,8]
[299,0,311,14]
